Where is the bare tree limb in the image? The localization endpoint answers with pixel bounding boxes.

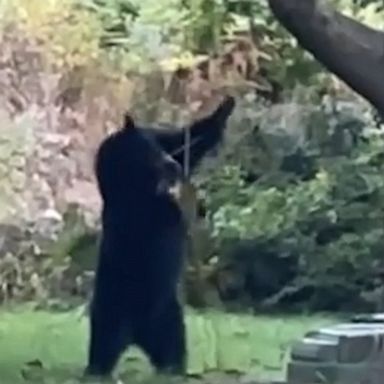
[268,0,384,114]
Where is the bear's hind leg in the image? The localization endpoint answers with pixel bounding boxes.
[85,304,131,378]
[137,297,186,375]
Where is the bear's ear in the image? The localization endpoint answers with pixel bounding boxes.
[123,113,136,130]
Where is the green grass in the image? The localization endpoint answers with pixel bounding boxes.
[0,306,336,383]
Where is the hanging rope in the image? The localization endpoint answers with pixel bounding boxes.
[183,119,191,178]
[177,114,208,307]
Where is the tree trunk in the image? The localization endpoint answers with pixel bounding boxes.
[268,0,384,115]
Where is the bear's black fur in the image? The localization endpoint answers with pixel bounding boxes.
[85,96,235,378]
[139,96,236,172]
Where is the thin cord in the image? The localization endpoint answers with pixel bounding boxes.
[183,123,191,178]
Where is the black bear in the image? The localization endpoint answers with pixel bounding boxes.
[85,96,235,379]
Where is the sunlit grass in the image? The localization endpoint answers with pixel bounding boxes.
[0,306,336,383]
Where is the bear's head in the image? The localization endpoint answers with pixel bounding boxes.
[95,114,183,204]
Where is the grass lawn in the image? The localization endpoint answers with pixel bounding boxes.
[0,306,337,383]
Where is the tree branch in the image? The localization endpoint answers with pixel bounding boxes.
[268,0,384,114]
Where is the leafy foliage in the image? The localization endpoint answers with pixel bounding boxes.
[199,97,384,311]
[0,0,384,313]
[2,0,103,69]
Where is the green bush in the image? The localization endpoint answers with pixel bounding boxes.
[199,97,384,312]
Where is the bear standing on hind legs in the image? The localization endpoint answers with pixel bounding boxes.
[84,96,236,380]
